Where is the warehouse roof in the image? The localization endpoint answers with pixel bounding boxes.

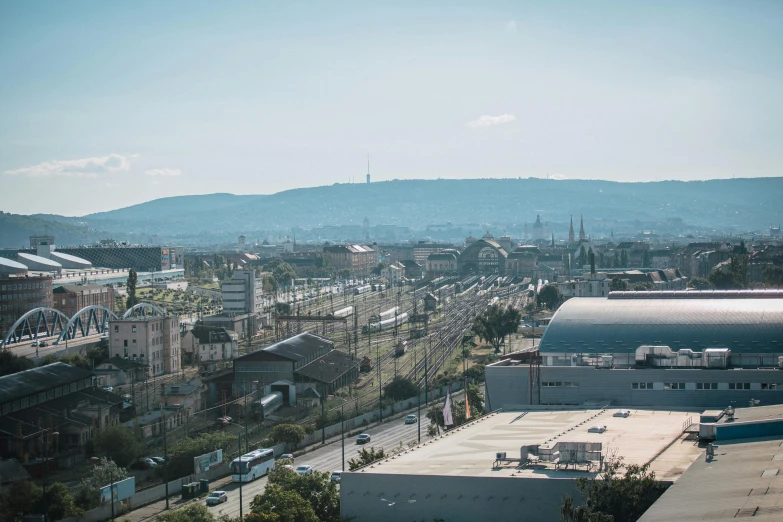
[539,292,783,354]
[0,362,93,406]
[236,332,333,365]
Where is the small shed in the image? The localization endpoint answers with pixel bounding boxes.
[423,293,439,311]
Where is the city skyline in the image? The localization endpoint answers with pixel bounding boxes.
[2,1,782,215]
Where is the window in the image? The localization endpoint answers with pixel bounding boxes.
[729,383,751,390]
[664,383,685,390]
[124,340,128,347]
[696,383,718,390]
[632,382,654,390]
[132,325,137,333]
[115,325,119,333]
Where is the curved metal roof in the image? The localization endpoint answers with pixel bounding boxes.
[49,251,92,268]
[539,296,783,354]
[17,252,62,269]
[0,257,29,274]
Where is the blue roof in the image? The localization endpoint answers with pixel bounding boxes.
[539,292,783,354]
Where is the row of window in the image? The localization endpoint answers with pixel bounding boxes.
[1,377,91,414]
[631,382,781,391]
[1,301,48,311]
[1,282,48,291]
[541,382,579,387]
[1,292,49,301]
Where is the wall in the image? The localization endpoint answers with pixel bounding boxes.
[715,419,783,441]
[340,472,581,522]
[486,365,783,410]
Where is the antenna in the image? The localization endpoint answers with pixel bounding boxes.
[366,154,371,184]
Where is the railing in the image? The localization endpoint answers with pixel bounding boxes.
[682,416,694,432]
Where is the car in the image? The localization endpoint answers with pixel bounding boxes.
[405,414,418,424]
[130,458,157,470]
[282,464,295,471]
[39,340,48,347]
[276,453,294,462]
[206,491,228,506]
[356,434,371,444]
[30,341,38,347]
[330,470,343,483]
[150,456,167,464]
[295,465,313,476]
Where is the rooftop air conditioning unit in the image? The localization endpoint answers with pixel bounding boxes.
[496,452,507,461]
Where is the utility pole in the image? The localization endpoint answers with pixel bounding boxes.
[377,341,382,423]
[416,349,421,443]
[161,405,169,510]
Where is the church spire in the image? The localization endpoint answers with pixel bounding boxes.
[568,215,575,244]
[579,215,586,241]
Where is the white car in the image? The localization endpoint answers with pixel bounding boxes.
[330,470,343,483]
[206,491,228,505]
[295,465,313,476]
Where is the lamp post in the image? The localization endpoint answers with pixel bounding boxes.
[90,456,114,521]
[160,404,169,510]
[42,430,59,522]
[226,423,246,519]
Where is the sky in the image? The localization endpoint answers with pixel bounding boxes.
[1,0,781,216]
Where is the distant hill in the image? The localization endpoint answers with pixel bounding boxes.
[1,178,781,247]
[0,212,102,248]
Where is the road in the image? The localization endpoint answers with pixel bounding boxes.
[128,409,431,521]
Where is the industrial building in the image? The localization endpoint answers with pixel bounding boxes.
[341,408,701,522]
[108,316,182,376]
[485,290,783,410]
[221,269,265,315]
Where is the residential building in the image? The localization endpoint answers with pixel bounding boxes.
[381,261,405,287]
[556,272,611,298]
[322,244,379,277]
[182,325,238,370]
[162,380,204,414]
[52,284,115,317]
[109,316,181,376]
[425,251,458,276]
[197,313,258,340]
[0,271,53,332]
[412,242,450,264]
[221,269,264,315]
[93,356,148,389]
[399,259,424,280]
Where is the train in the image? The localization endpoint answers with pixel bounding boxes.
[371,306,399,322]
[371,283,386,292]
[254,391,284,421]
[362,312,409,334]
[394,340,408,357]
[330,306,354,319]
[354,285,372,295]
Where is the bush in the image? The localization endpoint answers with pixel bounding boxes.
[93,426,143,468]
[168,432,235,478]
[269,424,306,450]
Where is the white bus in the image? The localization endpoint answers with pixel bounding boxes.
[231,448,275,482]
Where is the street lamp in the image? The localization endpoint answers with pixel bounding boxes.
[226,422,246,519]
[90,456,115,521]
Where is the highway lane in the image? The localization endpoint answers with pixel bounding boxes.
[203,410,431,519]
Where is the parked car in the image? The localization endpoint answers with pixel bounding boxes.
[356,434,371,444]
[206,491,228,506]
[295,465,313,476]
[405,414,418,424]
[150,456,167,464]
[276,453,294,462]
[282,464,295,471]
[330,471,343,483]
[130,458,157,470]
[38,340,48,347]
[30,341,38,347]
[215,416,232,426]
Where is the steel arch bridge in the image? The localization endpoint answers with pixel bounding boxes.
[56,305,119,345]
[2,307,70,348]
[122,303,166,318]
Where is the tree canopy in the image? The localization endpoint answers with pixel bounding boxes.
[609,278,628,292]
[0,351,35,377]
[125,268,138,309]
[269,424,306,450]
[537,284,562,310]
[560,457,668,522]
[249,484,319,522]
[167,432,234,478]
[472,304,521,354]
[93,426,144,468]
[347,446,386,471]
[686,277,713,290]
[157,503,215,522]
[763,264,783,287]
[383,376,420,402]
[265,464,340,522]
[708,254,749,290]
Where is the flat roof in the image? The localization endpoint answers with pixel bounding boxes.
[355,409,701,482]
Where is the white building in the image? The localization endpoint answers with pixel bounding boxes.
[182,325,238,369]
[556,272,611,298]
[221,269,264,315]
[109,316,181,376]
[381,261,405,287]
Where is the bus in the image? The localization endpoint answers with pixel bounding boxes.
[231,448,275,482]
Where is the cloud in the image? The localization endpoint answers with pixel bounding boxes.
[467,114,516,128]
[145,168,181,177]
[506,20,517,32]
[3,153,135,177]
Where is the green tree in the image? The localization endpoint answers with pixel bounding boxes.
[371,262,388,276]
[276,302,292,315]
[249,484,319,522]
[91,457,128,488]
[620,250,629,267]
[93,426,143,468]
[168,432,234,478]
[609,278,628,292]
[265,260,297,288]
[347,447,386,471]
[269,424,306,450]
[763,265,783,287]
[560,457,668,522]
[383,376,420,402]
[42,482,83,521]
[264,273,279,293]
[687,277,713,290]
[126,269,138,309]
[537,284,562,310]
[0,351,35,377]
[613,250,620,267]
[641,250,651,268]
[472,304,522,354]
[708,255,749,290]
[267,467,340,522]
[0,479,42,522]
[157,503,215,522]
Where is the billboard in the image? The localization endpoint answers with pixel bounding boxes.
[161,248,170,269]
[194,449,223,474]
[100,476,135,504]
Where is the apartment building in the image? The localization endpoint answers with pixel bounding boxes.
[109,316,181,376]
[52,284,115,317]
[221,269,264,315]
[322,244,379,277]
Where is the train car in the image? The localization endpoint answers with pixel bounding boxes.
[362,312,409,334]
[331,306,354,319]
[354,285,372,295]
[372,306,398,322]
[394,340,408,357]
[254,391,284,421]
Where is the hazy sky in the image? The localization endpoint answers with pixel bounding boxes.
[1,1,781,216]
